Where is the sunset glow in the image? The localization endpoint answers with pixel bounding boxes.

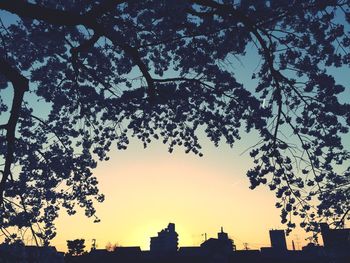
[52,135,309,252]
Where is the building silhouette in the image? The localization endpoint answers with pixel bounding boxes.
[320,223,350,250]
[269,229,287,250]
[200,227,236,255]
[34,222,349,263]
[0,243,64,263]
[150,223,178,253]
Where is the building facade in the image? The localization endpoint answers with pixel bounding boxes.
[150,223,178,253]
[269,229,287,250]
[320,223,350,250]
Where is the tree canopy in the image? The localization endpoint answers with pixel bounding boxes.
[0,0,349,245]
[67,239,86,256]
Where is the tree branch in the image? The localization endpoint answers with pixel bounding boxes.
[0,0,91,26]
[281,111,323,194]
[122,45,155,100]
[0,0,123,27]
[335,208,350,229]
[70,31,102,77]
[0,58,29,204]
[192,0,283,148]
[0,1,157,101]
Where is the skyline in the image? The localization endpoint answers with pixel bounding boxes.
[2,222,349,263]
[51,134,319,252]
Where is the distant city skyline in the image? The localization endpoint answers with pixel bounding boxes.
[2,222,349,263]
[49,136,329,252]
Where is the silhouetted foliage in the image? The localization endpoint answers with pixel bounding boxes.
[67,239,86,256]
[0,0,349,244]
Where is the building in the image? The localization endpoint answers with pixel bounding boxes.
[0,242,26,263]
[320,223,350,250]
[200,227,235,255]
[0,243,63,263]
[269,229,287,250]
[178,246,202,256]
[114,247,142,255]
[150,223,178,253]
[302,242,324,255]
[26,246,64,263]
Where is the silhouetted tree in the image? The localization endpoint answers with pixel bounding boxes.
[67,239,86,256]
[0,0,349,244]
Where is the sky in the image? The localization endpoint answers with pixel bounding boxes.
[53,137,274,251]
[1,5,350,254]
[50,45,349,253]
[51,129,312,252]
[44,44,312,252]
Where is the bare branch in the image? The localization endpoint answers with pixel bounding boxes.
[0,58,29,204]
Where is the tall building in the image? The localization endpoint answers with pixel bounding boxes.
[218,227,229,240]
[201,227,236,254]
[150,223,178,253]
[269,229,287,250]
[320,223,350,250]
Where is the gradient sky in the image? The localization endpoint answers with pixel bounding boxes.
[49,47,349,253]
[51,130,314,252]
[0,37,312,252]
[1,7,350,254]
[1,41,348,254]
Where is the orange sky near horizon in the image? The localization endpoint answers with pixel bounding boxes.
[51,132,315,252]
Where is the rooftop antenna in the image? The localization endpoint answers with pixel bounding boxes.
[91,239,97,251]
[202,233,207,241]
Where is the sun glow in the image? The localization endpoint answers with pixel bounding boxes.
[51,136,300,252]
